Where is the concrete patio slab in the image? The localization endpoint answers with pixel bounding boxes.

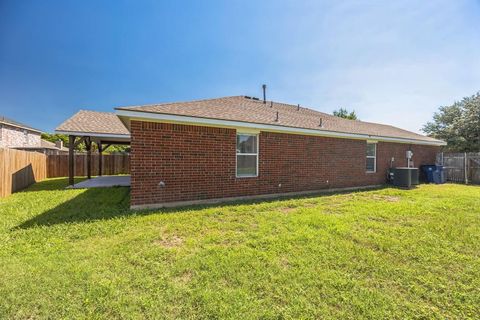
[69,175,130,189]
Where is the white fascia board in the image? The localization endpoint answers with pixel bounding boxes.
[115,109,446,146]
[55,130,131,140]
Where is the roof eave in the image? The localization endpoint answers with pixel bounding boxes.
[116,109,446,147]
[55,130,131,141]
[0,120,43,134]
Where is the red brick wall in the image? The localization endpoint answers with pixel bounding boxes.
[130,121,439,207]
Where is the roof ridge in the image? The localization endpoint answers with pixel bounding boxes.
[78,109,116,114]
[115,96,245,110]
[119,96,341,121]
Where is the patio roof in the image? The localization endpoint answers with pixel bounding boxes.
[55,110,131,186]
[56,110,130,143]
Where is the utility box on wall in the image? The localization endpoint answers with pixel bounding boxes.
[406,150,414,168]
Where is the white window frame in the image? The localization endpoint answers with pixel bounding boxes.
[236,133,259,178]
[366,142,377,173]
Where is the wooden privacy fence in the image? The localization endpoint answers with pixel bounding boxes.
[47,154,130,177]
[0,148,47,198]
[0,149,130,197]
[436,152,480,184]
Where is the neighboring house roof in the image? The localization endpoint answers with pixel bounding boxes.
[116,96,445,146]
[40,139,69,151]
[0,115,42,133]
[56,110,130,139]
[15,139,69,151]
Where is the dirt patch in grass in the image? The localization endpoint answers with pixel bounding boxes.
[280,207,296,214]
[368,195,401,202]
[351,237,383,252]
[278,256,290,270]
[322,202,346,214]
[280,202,317,214]
[175,271,193,285]
[154,235,184,248]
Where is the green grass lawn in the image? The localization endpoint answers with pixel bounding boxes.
[1,178,479,319]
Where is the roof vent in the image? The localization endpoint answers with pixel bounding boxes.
[270,101,273,108]
[252,97,260,101]
[297,104,300,111]
[262,84,267,104]
[319,118,323,127]
[275,111,279,122]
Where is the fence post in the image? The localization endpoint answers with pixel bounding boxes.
[464,152,468,184]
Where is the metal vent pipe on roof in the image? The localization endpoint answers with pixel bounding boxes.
[275,111,279,122]
[262,84,267,104]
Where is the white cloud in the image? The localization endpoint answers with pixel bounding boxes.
[258,0,480,133]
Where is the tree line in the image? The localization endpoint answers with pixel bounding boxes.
[423,92,480,152]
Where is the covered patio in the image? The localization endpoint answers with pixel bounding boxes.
[68,175,131,189]
[55,110,131,187]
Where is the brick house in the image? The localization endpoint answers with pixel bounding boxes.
[57,96,445,209]
[1,115,68,155]
[0,115,42,148]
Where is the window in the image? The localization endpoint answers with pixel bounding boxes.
[236,133,258,177]
[366,142,376,173]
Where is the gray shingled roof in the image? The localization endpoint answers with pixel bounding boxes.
[40,139,69,151]
[56,110,130,136]
[116,96,442,144]
[0,115,42,133]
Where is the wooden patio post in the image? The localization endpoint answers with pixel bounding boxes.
[98,141,103,176]
[86,137,92,179]
[68,135,75,186]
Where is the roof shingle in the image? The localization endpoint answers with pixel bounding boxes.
[56,110,129,136]
[116,96,442,144]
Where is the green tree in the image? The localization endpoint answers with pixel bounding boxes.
[423,92,480,152]
[104,145,130,153]
[41,133,86,151]
[333,108,358,120]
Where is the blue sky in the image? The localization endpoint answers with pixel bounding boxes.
[1,0,479,133]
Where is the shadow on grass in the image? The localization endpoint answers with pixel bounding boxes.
[16,187,131,229]
[19,177,88,192]
[15,178,389,229]
[13,178,130,229]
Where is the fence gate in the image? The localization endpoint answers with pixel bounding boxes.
[437,152,480,184]
[470,153,480,184]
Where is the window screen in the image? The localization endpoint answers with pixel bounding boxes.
[366,142,377,173]
[236,134,258,177]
